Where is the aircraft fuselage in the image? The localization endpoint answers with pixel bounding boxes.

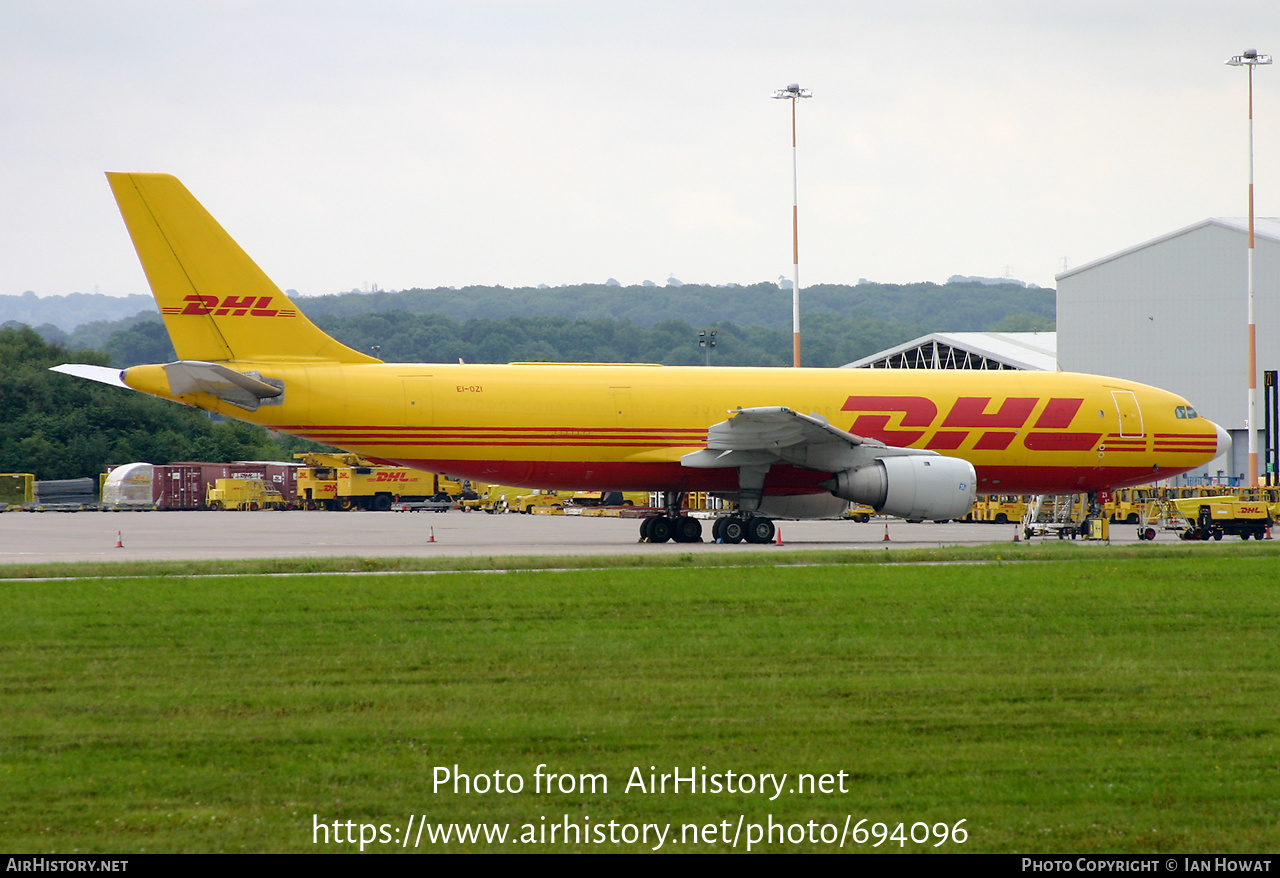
[122,360,1224,496]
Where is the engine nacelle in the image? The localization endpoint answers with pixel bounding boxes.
[820,455,976,521]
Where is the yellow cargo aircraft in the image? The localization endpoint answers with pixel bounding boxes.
[54,173,1229,543]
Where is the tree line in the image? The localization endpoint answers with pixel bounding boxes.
[70,306,1051,371]
[13,278,1054,368]
[297,279,1055,331]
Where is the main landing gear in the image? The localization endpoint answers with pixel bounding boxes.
[710,513,775,544]
[639,514,702,543]
[638,491,703,543]
[637,492,776,545]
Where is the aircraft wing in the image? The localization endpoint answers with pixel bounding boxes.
[160,361,283,411]
[681,406,938,472]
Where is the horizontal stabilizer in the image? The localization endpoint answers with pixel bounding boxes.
[161,360,284,411]
[50,364,128,388]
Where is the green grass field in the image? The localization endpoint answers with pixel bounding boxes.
[2,545,1279,852]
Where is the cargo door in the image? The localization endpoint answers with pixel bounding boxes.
[1112,390,1144,438]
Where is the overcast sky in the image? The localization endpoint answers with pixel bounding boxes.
[3,1,1280,298]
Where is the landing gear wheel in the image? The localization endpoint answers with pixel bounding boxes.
[672,516,702,543]
[721,518,746,544]
[646,517,673,543]
[744,516,775,544]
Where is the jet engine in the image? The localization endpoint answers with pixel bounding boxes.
[820,455,976,521]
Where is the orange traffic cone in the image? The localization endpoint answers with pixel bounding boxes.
[428,526,436,543]
[1013,526,1020,542]
[115,531,124,548]
[882,522,891,542]
[774,526,783,546]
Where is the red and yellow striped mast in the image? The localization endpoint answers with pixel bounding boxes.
[1227,49,1271,487]
[772,83,812,368]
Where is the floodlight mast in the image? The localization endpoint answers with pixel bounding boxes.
[1226,49,1272,487]
[772,83,812,368]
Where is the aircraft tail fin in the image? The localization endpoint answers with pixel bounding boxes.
[106,172,378,364]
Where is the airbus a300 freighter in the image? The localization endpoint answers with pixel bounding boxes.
[55,173,1230,543]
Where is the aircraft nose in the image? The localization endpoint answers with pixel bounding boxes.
[1214,421,1232,458]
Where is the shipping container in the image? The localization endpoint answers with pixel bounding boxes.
[152,464,213,509]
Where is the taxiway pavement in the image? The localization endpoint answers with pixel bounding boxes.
[0,509,1150,565]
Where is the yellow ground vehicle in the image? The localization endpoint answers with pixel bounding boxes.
[842,503,875,522]
[433,474,487,502]
[1260,486,1280,524]
[456,484,515,513]
[294,452,436,511]
[206,478,286,510]
[512,489,566,514]
[564,491,648,508]
[968,495,1028,524]
[1170,496,1270,541]
[1104,487,1155,524]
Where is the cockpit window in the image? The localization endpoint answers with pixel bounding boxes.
[1175,406,1200,420]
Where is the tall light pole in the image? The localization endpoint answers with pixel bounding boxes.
[772,83,812,368]
[1227,49,1272,487]
[698,328,717,366]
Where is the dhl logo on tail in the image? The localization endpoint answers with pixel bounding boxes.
[163,295,297,318]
